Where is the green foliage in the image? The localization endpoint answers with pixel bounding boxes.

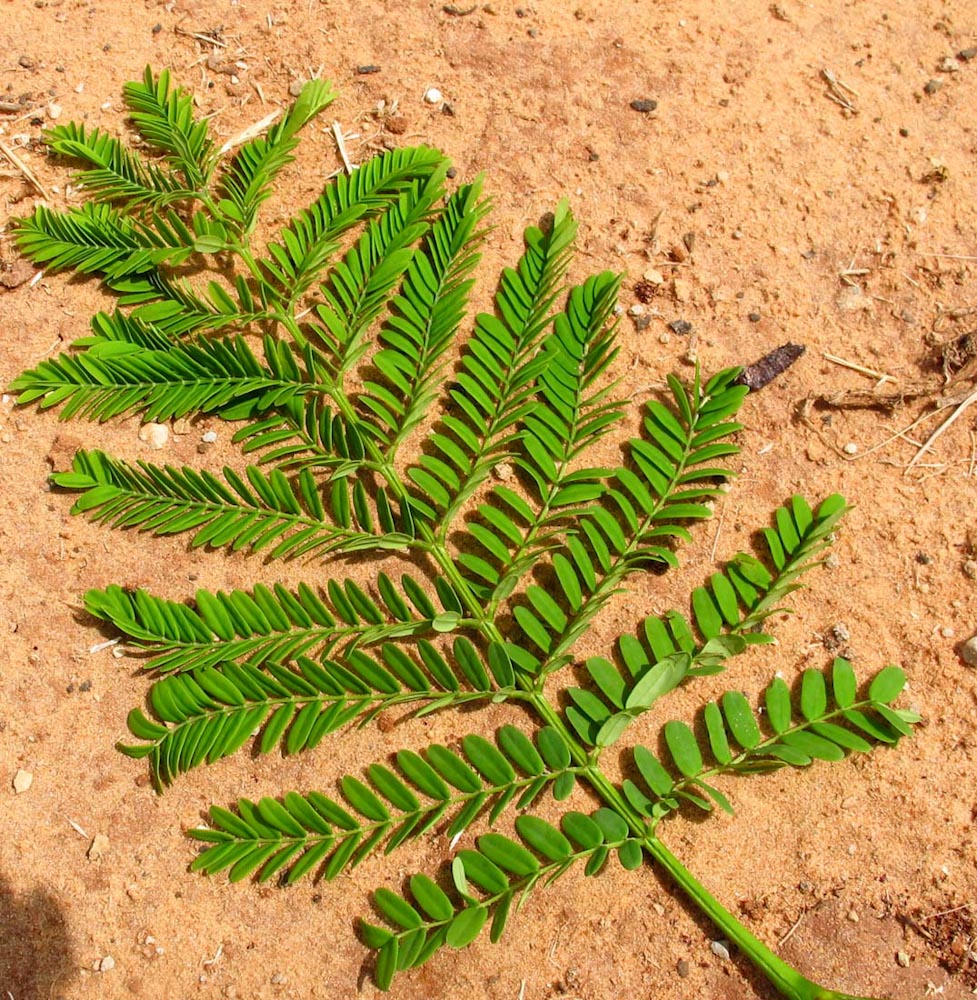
[10,69,917,1000]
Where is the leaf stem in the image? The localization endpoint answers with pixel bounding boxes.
[643,836,880,1000]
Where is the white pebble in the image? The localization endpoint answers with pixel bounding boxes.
[13,769,33,793]
[98,955,115,973]
[628,304,644,317]
[940,626,955,639]
[710,940,731,961]
[74,82,85,94]
[138,422,169,449]
[47,103,62,120]
[896,950,910,968]
[961,636,977,668]
[842,442,858,455]
[423,87,443,104]
[201,430,218,443]
[642,268,664,284]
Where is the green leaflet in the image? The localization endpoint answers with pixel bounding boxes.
[10,66,921,1000]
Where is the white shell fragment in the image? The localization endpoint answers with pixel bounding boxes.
[423,87,443,104]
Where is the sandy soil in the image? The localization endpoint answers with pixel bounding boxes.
[1,2,976,998]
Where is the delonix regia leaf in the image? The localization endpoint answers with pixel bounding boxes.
[9,67,920,1000]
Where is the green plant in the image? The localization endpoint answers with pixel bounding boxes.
[10,68,919,1000]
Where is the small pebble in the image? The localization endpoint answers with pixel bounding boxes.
[748,311,761,323]
[138,422,169,449]
[958,47,977,61]
[961,636,977,668]
[896,950,910,968]
[676,959,690,977]
[658,332,671,344]
[423,87,443,104]
[847,910,859,923]
[47,102,62,119]
[288,80,305,97]
[18,55,35,70]
[88,833,110,861]
[923,78,944,95]
[938,56,959,73]
[98,955,116,972]
[356,65,381,75]
[270,972,288,985]
[962,559,977,579]
[710,940,731,961]
[731,229,744,240]
[629,98,658,113]
[201,430,218,444]
[842,442,858,455]
[940,626,955,639]
[824,553,841,570]
[642,268,664,284]
[13,769,33,793]
[628,303,644,317]
[668,319,693,336]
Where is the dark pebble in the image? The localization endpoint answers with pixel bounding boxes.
[356,65,381,75]
[18,55,34,70]
[630,98,658,113]
[899,127,909,137]
[446,166,457,178]
[923,78,944,95]
[668,319,693,335]
[151,22,162,34]
[677,959,690,978]
[79,679,92,692]
[958,47,977,61]
[748,311,761,323]
[633,315,651,332]
[441,102,455,116]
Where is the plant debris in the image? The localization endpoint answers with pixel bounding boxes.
[734,343,805,391]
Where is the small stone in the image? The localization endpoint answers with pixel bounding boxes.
[923,78,944,95]
[842,442,858,455]
[629,98,658,113]
[824,553,841,570]
[386,115,408,134]
[74,82,84,94]
[672,278,692,303]
[658,332,671,345]
[13,769,33,793]
[731,229,744,240]
[138,422,169,449]
[356,65,381,75]
[18,55,35,70]
[642,268,664,285]
[941,626,956,639]
[47,102,62,120]
[748,311,761,323]
[938,56,959,73]
[896,950,910,968]
[288,80,305,97]
[710,940,731,961]
[958,47,977,61]
[847,909,859,923]
[98,955,116,972]
[88,833,110,861]
[676,959,690,977]
[628,304,644,317]
[668,319,693,336]
[960,636,977,668]
[836,286,873,312]
[171,418,191,436]
[201,430,218,444]
[963,560,977,579]
[423,87,443,104]
[270,972,288,985]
